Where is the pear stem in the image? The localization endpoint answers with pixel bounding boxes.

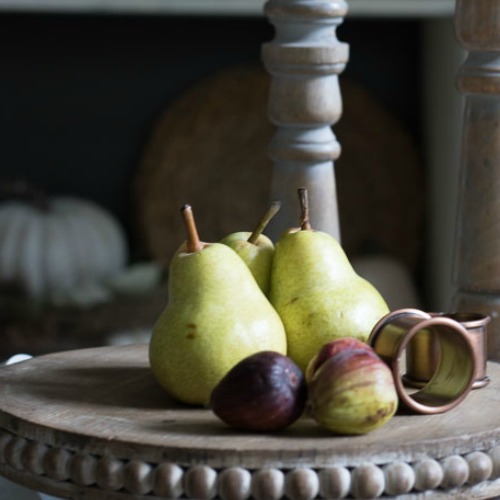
[181,204,203,253]
[298,187,312,230]
[247,201,281,244]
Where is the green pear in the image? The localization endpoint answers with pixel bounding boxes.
[269,188,389,372]
[149,204,287,406]
[220,201,280,295]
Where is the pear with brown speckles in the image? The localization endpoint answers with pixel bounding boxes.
[149,205,287,406]
[269,188,389,373]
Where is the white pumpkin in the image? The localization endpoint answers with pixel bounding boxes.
[0,196,128,301]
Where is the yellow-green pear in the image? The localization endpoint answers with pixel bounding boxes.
[149,204,287,406]
[269,188,389,372]
[220,201,280,295]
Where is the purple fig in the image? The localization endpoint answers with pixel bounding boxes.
[307,341,398,435]
[210,351,307,431]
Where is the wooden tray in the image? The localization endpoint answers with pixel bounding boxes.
[0,345,499,499]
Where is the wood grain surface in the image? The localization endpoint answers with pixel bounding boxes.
[0,345,499,498]
[0,343,497,464]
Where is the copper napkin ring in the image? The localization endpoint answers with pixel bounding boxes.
[404,312,490,390]
[368,309,477,414]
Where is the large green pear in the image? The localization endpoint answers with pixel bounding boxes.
[149,207,287,406]
[220,201,280,296]
[270,229,389,372]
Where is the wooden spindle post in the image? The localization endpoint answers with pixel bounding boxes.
[452,0,500,360]
[261,0,349,240]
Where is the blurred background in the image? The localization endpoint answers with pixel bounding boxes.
[0,0,464,359]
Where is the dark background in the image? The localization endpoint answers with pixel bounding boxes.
[0,13,422,257]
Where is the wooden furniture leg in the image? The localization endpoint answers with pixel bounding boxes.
[452,0,500,361]
[261,0,349,240]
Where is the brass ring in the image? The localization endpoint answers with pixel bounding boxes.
[368,309,476,414]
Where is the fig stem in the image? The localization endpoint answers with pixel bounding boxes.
[181,204,203,253]
[298,187,312,230]
[247,201,281,244]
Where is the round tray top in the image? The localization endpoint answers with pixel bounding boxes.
[1,345,500,499]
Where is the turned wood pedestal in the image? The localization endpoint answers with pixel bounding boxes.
[262,0,348,241]
[0,345,500,499]
[450,1,500,361]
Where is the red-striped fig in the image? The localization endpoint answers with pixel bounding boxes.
[305,337,373,382]
[307,340,398,435]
